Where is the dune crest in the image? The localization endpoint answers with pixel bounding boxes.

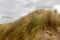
[0,9,60,40]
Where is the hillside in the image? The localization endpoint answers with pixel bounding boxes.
[0,9,60,40]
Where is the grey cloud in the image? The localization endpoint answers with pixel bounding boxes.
[0,0,60,23]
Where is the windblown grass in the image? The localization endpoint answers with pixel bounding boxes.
[0,9,60,40]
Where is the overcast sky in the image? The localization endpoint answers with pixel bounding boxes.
[0,0,60,24]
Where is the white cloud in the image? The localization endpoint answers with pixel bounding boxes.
[0,0,3,2]
[53,5,60,13]
[0,0,60,23]
[0,14,3,19]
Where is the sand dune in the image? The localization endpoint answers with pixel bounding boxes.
[0,9,60,40]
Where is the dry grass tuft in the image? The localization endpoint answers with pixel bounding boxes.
[0,9,60,40]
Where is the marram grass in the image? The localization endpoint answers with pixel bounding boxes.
[0,9,60,40]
